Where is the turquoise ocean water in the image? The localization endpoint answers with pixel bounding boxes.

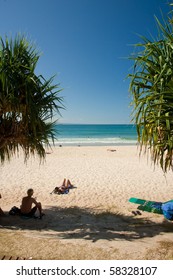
[53,124,137,146]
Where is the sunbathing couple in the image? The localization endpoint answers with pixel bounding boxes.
[51,179,74,194]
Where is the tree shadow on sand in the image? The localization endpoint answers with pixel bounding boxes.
[0,206,173,242]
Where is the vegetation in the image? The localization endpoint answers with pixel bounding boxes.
[129,8,173,172]
[0,35,64,163]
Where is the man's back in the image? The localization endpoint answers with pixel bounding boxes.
[20,196,36,214]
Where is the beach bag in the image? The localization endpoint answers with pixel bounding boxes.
[9,206,21,216]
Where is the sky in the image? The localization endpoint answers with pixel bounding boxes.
[0,0,171,124]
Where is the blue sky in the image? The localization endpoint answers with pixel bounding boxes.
[0,0,170,124]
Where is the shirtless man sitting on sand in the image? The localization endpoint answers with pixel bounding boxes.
[20,189,44,219]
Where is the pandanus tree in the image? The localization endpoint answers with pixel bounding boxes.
[0,35,64,163]
[129,9,173,172]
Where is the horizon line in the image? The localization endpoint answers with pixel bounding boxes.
[56,122,135,125]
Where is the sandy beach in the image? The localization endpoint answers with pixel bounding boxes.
[0,145,173,260]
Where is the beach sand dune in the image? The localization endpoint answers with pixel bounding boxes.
[0,146,173,260]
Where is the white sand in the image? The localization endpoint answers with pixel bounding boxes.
[0,145,173,260]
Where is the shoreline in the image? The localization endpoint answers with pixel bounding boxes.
[52,123,138,146]
[48,140,138,147]
[52,143,138,147]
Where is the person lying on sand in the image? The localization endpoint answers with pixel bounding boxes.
[20,188,45,219]
[0,193,5,216]
[51,179,74,194]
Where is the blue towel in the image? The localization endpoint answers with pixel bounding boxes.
[162,202,173,221]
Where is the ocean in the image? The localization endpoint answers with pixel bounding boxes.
[53,124,138,146]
